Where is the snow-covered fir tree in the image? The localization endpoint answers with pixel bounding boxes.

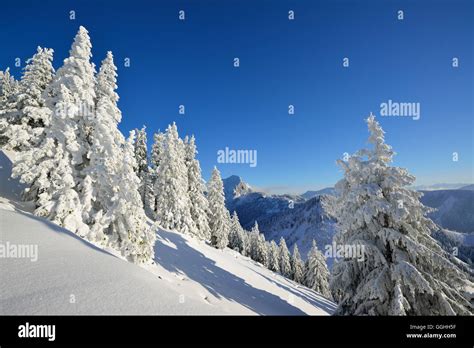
[248,221,260,261]
[330,114,472,315]
[0,68,18,109]
[291,244,304,284]
[207,166,229,249]
[150,131,165,170]
[278,237,292,278]
[184,135,210,240]
[85,51,156,262]
[0,69,14,109]
[154,123,195,234]
[141,166,155,216]
[50,26,96,171]
[148,131,164,213]
[13,83,89,235]
[133,125,149,205]
[0,47,54,151]
[228,211,244,252]
[268,240,280,273]
[12,26,96,235]
[304,240,331,298]
[240,229,250,257]
[256,229,269,267]
[0,68,20,146]
[133,126,148,176]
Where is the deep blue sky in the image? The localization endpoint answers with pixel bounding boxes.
[1,0,472,193]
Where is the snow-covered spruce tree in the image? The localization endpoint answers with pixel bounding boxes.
[291,244,304,284]
[12,27,96,235]
[12,83,89,235]
[268,240,280,273]
[151,132,165,170]
[0,68,19,110]
[240,229,250,257]
[228,211,244,251]
[0,69,13,109]
[304,240,331,298]
[154,123,195,234]
[256,231,269,267]
[0,68,19,146]
[330,114,472,315]
[142,166,155,217]
[184,135,211,240]
[0,47,54,151]
[133,126,148,176]
[118,131,157,262]
[133,125,149,205]
[85,51,155,263]
[207,166,230,249]
[278,237,292,278]
[148,131,165,215]
[248,221,260,261]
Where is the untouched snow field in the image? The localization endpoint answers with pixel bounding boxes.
[0,150,336,315]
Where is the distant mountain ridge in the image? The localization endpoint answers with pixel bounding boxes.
[301,188,336,200]
[223,175,474,266]
[257,195,337,264]
[223,176,336,262]
[412,183,472,191]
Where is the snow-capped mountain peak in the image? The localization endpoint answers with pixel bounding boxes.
[222,175,253,202]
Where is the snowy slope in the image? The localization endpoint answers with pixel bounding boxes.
[0,150,335,315]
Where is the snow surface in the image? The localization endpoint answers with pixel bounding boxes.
[0,150,335,315]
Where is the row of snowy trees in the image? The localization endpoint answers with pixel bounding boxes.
[227,214,331,297]
[126,117,331,297]
[0,27,156,263]
[129,123,229,248]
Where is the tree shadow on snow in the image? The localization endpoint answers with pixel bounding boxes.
[155,230,308,315]
[246,266,337,314]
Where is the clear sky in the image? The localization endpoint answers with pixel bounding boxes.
[1,0,472,194]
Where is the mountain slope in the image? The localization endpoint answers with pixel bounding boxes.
[257,195,337,264]
[420,189,474,233]
[0,151,335,315]
[226,184,336,263]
